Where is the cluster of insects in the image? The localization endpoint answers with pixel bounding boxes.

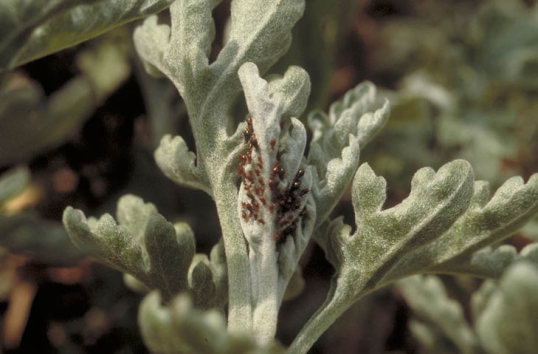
[238,117,309,242]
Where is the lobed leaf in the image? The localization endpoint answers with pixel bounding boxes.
[462,243,538,278]
[63,194,196,300]
[307,82,390,226]
[188,254,217,309]
[132,15,172,78]
[388,173,538,280]
[168,0,218,74]
[236,62,316,339]
[290,161,475,353]
[267,66,311,119]
[329,160,474,296]
[154,134,211,194]
[135,0,218,101]
[222,0,305,76]
[135,0,305,137]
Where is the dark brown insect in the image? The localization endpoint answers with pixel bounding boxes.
[270,138,276,150]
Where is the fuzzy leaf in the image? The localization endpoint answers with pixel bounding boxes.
[462,243,538,278]
[139,291,285,354]
[154,134,211,194]
[397,275,478,354]
[223,0,305,75]
[0,0,173,71]
[135,0,307,326]
[134,0,305,131]
[132,15,172,78]
[134,0,217,98]
[209,239,229,308]
[237,63,315,286]
[267,66,311,119]
[474,262,538,354]
[389,173,538,279]
[188,254,217,309]
[289,161,474,353]
[63,194,195,300]
[329,160,474,296]
[307,82,390,225]
[237,62,315,339]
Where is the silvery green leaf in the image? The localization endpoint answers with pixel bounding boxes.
[461,243,538,278]
[332,160,473,293]
[188,254,217,309]
[63,194,195,300]
[132,15,172,78]
[134,0,304,129]
[139,291,285,354]
[307,82,390,225]
[236,62,315,340]
[167,0,218,74]
[289,160,474,354]
[276,193,315,301]
[474,262,538,354]
[237,62,315,267]
[0,166,29,205]
[154,134,211,194]
[397,275,478,354]
[209,239,228,308]
[0,0,173,71]
[221,0,305,76]
[267,66,311,119]
[134,0,217,99]
[390,173,538,279]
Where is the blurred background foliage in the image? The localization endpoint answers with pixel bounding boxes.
[0,0,537,352]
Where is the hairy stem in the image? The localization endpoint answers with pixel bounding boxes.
[213,181,253,333]
[251,237,279,341]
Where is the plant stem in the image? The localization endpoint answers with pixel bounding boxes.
[213,181,253,333]
[251,237,279,342]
